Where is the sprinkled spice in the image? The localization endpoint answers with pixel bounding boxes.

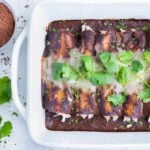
[0,56,11,66]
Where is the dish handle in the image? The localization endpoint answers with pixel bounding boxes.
[11,27,27,120]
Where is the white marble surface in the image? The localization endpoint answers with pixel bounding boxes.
[0,0,47,149]
[0,0,149,150]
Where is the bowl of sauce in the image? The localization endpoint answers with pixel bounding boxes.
[0,0,15,49]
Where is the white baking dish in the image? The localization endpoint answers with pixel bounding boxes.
[12,0,150,148]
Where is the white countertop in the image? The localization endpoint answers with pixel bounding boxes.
[0,0,149,150]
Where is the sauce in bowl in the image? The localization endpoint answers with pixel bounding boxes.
[0,2,15,48]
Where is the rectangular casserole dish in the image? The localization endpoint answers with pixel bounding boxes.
[12,0,150,148]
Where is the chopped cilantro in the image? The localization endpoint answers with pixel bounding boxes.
[52,63,64,80]
[0,121,13,139]
[131,60,143,73]
[108,93,126,106]
[118,51,134,64]
[143,51,150,64]
[99,52,111,64]
[141,25,149,32]
[0,76,12,105]
[50,28,56,32]
[88,72,114,86]
[12,112,18,117]
[80,55,94,71]
[99,52,119,73]
[138,87,150,103]
[117,20,126,30]
[62,65,78,80]
[117,67,130,84]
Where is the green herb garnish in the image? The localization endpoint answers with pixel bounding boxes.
[117,67,130,84]
[138,87,150,103]
[12,112,18,117]
[88,72,114,86]
[141,25,149,32]
[99,52,119,73]
[62,64,78,80]
[108,93,126,106]
[117,20,126,30]
[143,51,150,64]
[80,55,94,71]
[131,60,143,73]
[118,51,134,64]
[50,28,56,32]
[52,63,64,80]
[0,77,12,105]
[0,121,13,139]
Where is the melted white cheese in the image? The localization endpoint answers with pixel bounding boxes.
[112,80,124,94]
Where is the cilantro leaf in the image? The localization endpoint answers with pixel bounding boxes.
[99,52,119,73]
[80,55,94,71]
[108,93,126,106]
[118,51,134,64]
[88,72,114,85]
[0,76,12,105]
[131,60,143,73]
[99,52,111,64]
[0,121,13,139]
[117,20,126,30]
[143,51,150,64]
[52,63,64,80]
[117,67,130,84]
[138,87,150,103]
[62,64,78,80]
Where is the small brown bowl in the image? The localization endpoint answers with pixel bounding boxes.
[0,0,16,50]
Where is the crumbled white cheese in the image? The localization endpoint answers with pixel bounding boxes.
[112,115,119,121]
[68,79,96,93]
[82,24,94,32]
[101,30,107,34]
[120,29,126,33]
[54,113,71,122]
[130,28,136,32]
[123,116,131,122]
[67,96,73,102]
[104,116,110,122]
[79,114,94,119]
[126,124,132,128]
[132,117,138,122]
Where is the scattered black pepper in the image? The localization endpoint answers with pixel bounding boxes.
[0,56,11,66]
[25,5,29,8]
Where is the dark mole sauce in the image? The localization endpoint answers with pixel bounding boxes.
[43,19,150,131]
